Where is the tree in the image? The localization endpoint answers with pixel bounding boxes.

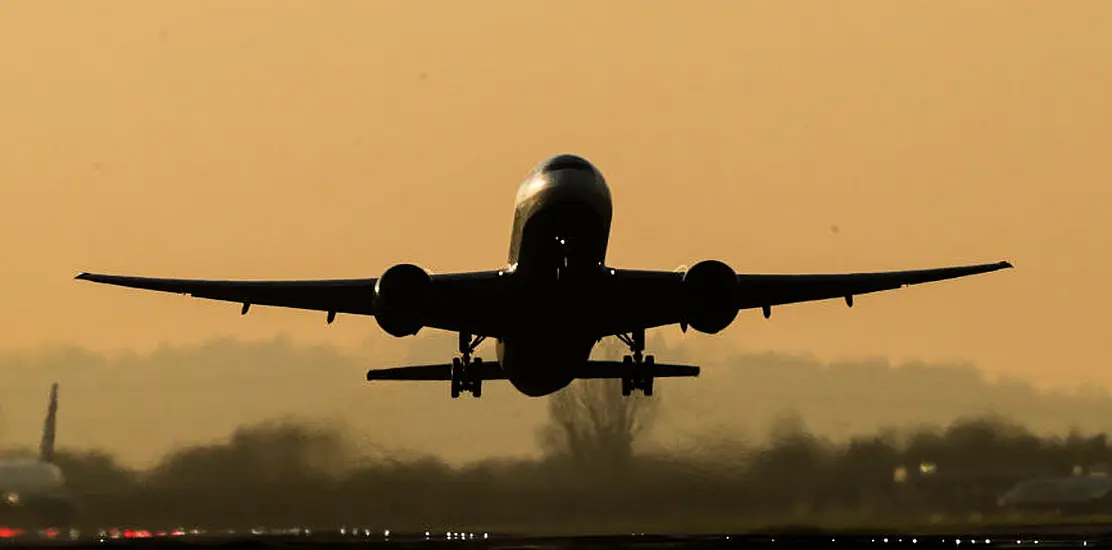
[536,338,659,470]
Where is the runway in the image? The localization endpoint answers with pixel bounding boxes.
[0,527,1108,549]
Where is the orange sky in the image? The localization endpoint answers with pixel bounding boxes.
[1,2,1111,458]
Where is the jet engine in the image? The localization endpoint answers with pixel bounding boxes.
[373,263,433,337]
[681,259,739,334]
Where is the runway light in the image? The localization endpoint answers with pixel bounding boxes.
[384,529,390,537]
[913,539,918,544]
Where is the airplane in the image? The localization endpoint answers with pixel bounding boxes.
[0,383,76,528]
[76,153,1012,399]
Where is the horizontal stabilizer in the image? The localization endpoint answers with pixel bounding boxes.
[574,360,700,379]
[366,362,508,381]
[366,360,699,382]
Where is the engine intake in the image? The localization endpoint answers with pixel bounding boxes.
[682,260,739,334]
[373,263,433,337]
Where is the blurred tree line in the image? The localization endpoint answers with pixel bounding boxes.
[20,376,1112,534]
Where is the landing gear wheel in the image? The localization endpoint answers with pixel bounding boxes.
[616,329,656,397]
[450,357,463,398]
[450,333,487,399]
[471,358,484,398]
[621,356,634,396]
[642,355,655,396]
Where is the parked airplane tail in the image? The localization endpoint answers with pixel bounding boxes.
[38,383,58,463]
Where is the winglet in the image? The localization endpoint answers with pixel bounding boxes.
[1000,260,1014,269]
[75,272,90,280]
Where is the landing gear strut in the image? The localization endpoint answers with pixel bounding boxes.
[616,329,654,397]
[451,332,485,399]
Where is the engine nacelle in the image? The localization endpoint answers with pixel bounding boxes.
[373,263,433,338]
[681,259,739,334]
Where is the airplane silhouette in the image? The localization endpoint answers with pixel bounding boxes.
[76,154,1012,399]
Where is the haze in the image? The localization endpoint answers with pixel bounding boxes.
[1,2,1110,465]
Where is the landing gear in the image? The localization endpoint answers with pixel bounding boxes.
[451,332,485,398]
[616,329,654,397]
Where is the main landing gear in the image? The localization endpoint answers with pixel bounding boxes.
[451,332,485,399]
[615,329,654,397]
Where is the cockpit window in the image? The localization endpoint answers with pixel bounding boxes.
[544,156,592,173]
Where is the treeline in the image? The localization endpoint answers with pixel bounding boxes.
[5,336,1112,468]
[34,379,1112,534]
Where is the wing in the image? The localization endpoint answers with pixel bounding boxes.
[75,270,509,336]
[734,261,1014,310]
[599,260,1012,335]
[75,273,378,314]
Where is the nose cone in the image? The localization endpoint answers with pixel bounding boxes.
[535,154,609,208]
[516,154,612,221]
[539,154,596,175]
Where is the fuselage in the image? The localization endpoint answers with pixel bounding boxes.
[0,459,74,527]
[495,154,614,396]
